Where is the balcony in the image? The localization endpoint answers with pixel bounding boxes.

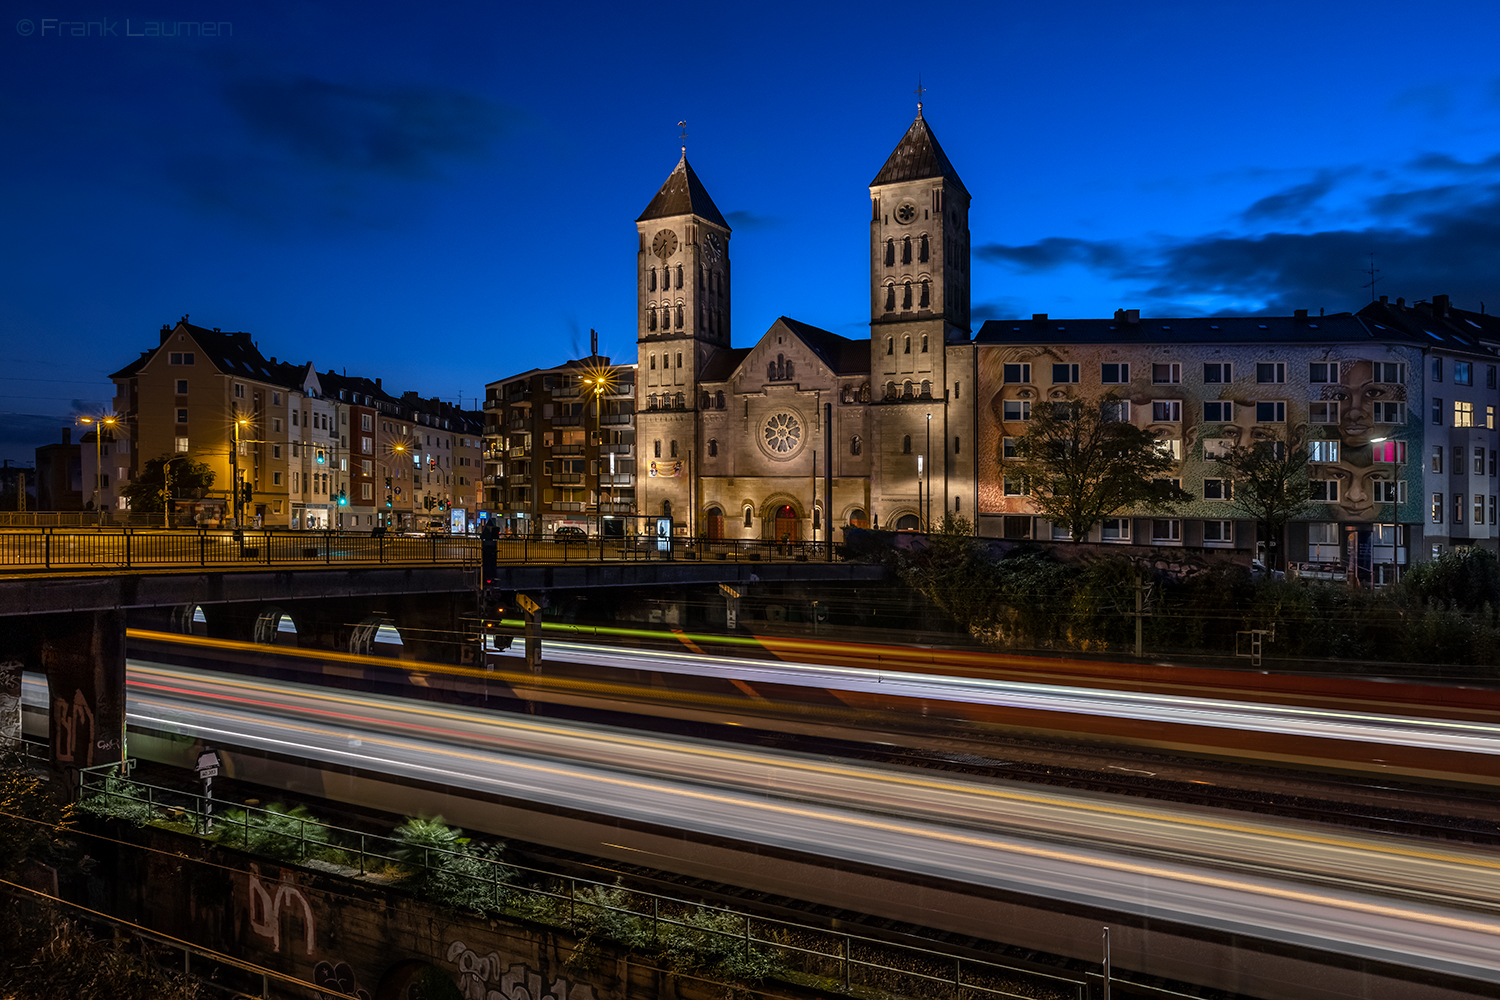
[552,444,584,456]
[601,443,633,455]
[600,413,633,425]
[552,501,586,511]
[551,414,583,427]
[509,475,530,486]
[600,473,634,487]
[506,420,529,431]
[507,447,529,458]
[552,384,582,398]
[598,501,635,514]
[551,473,585,486]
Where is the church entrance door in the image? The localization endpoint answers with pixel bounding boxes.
[773,504,799,543]
[706,506,725,541]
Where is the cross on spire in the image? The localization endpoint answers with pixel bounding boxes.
[678,120,687,156]
[914,76,925,118]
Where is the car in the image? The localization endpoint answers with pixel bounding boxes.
[553,526,588,543]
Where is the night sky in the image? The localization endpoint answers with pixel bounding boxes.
[4,0,1500,465]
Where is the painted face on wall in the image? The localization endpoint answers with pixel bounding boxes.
[1317,359,1405,448]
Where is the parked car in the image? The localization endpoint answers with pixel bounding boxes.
[554,526,588,543]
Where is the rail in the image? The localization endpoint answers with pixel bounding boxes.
[77,766,1087,1000]
[0,529,845,572]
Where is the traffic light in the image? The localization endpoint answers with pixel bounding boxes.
[385,476,393,488]
[385,494,393,508]
[424,495,434,510]
[240,482,252,505]
[336,487,347,507]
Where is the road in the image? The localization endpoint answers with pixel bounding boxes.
[24,661,1500,989]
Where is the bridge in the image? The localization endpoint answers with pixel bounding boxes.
[0,527,883,781]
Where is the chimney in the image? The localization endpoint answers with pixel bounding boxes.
[62,428,71,445]
[1125,309,1140,324]
[1397,297,1405,308]
[376,378,382,389]
[159,324,171,343]
[1294,309,1308,319]
[1380,295,1388,305]
[1433,294,1450,316]
[1114,309,1125,322]
[270,356,277,365]
[1032,313,1048,322]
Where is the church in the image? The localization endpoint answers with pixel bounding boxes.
[634,105,976,542]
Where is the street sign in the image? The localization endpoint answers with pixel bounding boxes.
[196,750,220,777]
[517,593,540,616]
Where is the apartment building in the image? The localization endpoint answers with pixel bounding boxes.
[483,355,638,537]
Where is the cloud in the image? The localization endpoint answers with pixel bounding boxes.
[221,76,512,179]
[975,176,1500,315]
[1388,82,1455,120]
[725,210,780,230]
[1409,151,1500,174]
[1240,171,1343,223]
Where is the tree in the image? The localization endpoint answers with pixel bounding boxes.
[119,455,215,514]
[1220,432,1313,571]
[1008,393,1190,541]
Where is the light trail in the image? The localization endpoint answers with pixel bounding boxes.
[22,664,1500,984]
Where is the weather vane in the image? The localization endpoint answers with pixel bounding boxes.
[914,76,925,117]
[679,120,687,156]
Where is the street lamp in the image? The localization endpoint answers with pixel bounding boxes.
[230,415,250,527]
[76,413,118,522]
[925,412,932,532]
[916,453,924,532]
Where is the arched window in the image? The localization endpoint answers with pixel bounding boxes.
[674,392,684,409]
[675,265,683,288]
[700,391,711,409]
[698,266,705,290]
[654,440,662,458]
[670,439,678,458]
[919,233,929,262]
[675,305,684,328]
[860,382,871,402]
[813,505,822,529]
[662,307,671,329]
[850,435,862,456]
[840,385,852,404]
[903,336,911,355]
[676,352,683,368]
[767,361,777,380]
[920,280,930,308]
[885,283,896,312]
[648,309,657,332]
[849,508,867,527]
[647,393,658,410]
[785,360,795,379]
[903,380,914,399]
[886,336,894,356]
[902,281,913,309]
[715,390,725,409]
[649,354,656,370]
[895,513,920,531]
[902,235,911,264]
[920,380,931,398]
[902,435,912,454]
[648,269,657,292]
[743,504,754,527]
[708,438,718,457]
[885,239,895,267]
[921,334,929,353]
[885,381,897,399]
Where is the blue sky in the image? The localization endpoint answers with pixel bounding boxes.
[5,0,1500,464]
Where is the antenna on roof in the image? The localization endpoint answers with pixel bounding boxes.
[678,120,687,157]
[1361,251,1381,303]
[914,76,925,118]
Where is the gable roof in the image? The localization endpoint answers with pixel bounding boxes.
[870,113,968,197]
[975,312,1377,346]
[110,320,295,384]
[637,154,730,229]
[699,317,871,384]
[700,347,753,382]
[1357,297,1500,358]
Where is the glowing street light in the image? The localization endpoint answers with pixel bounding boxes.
[76,413,119,523]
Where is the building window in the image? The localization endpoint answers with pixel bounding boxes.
[1003,363,1031,383]
[1152,363,1181,384]
[175,408,188,423]
[1372,402,1405,423]
[234,383,245,399]
[1433,492,1444,523]
[1101,518,1129,542]
[1308,441,1340,462]
[1372,441,1405,463]
[921,334,929,353]
[670,440,678,458]
[272,472,282,486]
[1310,480,1340,502]
[1309,362,1336,383]
[1493,495,1498,524]
[1432,398,1444,424]
[1101,363,1129,384]
[1476,494,1486,525]
[1151,519,1181,543]
[174,436,188,453]
[902,435,912,454]
[1203,362,1231,383]
[884,239,895,266]
[1433,358,1444,382]
[1002,400,1031,421]
[1003,476,1028,497]
[1203,438,1230,460]
[920,280,930,308]
[1478,450,1488,476]
[1203,520,1233,544]
[1203,479,1231,501]
[885,284,896,311]
[1455,401,1474,427]
[953,435,961,454]
[174,379,189,395]
[1455,493,1465,524]
[1373,362,1406,383]
[851,435,862,456]
[1455,361,1473,385]
[653,440,661,459]
[1489,366,1497,389]
[919,233,929,261]
[1156,438,1182,461]
[272,445,281,460]
[1203,401,1233,422]
[1053,364,1079,384]
[1256,362,1285,383]
[743,504,754,527]
[1372,480,1406,503]
[1309,521,1341,560]
[903,281,912,309]
[1152,400,1182,422]
[361,482,373,500]
[708,439,718,457]
[904,336,911,355]
[1308,401,1338,424]
[716,390,725,408]
[1255,401,1286,422]
[1103,399,1130,422]
[1002,437,1017,458]
[1432,446,1444,473]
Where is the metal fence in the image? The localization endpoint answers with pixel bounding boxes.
[0,529,843,572]
[78,766,1086,1000]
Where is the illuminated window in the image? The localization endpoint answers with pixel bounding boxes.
[1308,441,1340,462]
[1432,492,1444,523]
[1372,441,1405,464]
[1455,401,1474,427]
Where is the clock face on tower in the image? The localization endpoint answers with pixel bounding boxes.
[652,229,679,261]
[703,232,722,263]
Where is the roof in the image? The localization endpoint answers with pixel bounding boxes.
[1357,297,1500,357]
[699,317,871,384]
[110,320,294,384]
[637,154,730,229]
[700,347,753,382]
[975,313,1382,347]
[870,113,968,197]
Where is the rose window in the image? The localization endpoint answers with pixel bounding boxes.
[763,412,802,454]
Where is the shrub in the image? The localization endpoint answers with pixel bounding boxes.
[393,815,512,911]
[214,803,336,863]
[74,775,155,828]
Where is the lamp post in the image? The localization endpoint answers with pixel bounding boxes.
[925,412,932,531]
[230,415,249,527]
[76,414,117,523]
[161,458,174,529]
[916,454,924,532]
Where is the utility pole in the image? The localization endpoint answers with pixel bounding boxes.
[824,402,833,562]
[1133,571,1147,658]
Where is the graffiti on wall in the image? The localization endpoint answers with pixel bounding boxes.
[446,941,596,1000]
[0,659,21,744]
[315,960,373,1000]
[52,688,94,765]
[248,864,316,955]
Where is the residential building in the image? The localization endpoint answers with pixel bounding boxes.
[34,428,82,512]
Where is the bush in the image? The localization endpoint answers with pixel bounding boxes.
[214,803,337,863]
[74,775,154,828]
[393,815,512,911]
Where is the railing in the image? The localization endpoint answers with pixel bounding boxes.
[0,529,847,572]
[601,443,633,455]
[551,414,583,427]
[552,444,584,456]
[552,473,585,485]
[600,413,633,425]
[77,768,1086,1000]
[508,447,529,458]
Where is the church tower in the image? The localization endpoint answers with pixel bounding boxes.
[867,105,974,530]
[635,151,732,528]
